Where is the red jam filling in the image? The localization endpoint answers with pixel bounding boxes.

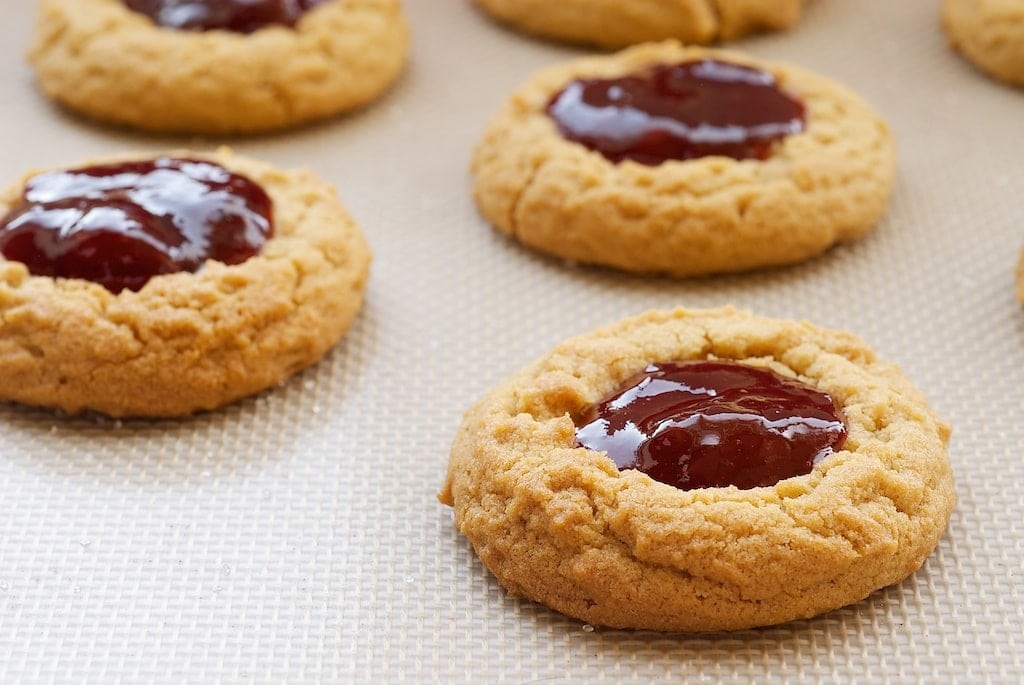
[574,361,847,491]
[0,157,273,293]
[123,0,329,33]
[546,59,806,165]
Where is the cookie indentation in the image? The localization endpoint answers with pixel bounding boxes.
[575,360,847,491]
[0,158,273,293]
[123,0,329,33]
[546,59,805,165]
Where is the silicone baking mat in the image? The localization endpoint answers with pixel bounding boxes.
[1,0,1022,682]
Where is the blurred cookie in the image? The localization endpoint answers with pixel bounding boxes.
[943,0,1024,87]
[29,0,409,134]
[473,0,805,48]
[472,42,896,278]
[1017,248,1024,302]
[440,307,956,631]
[0,150,371,417]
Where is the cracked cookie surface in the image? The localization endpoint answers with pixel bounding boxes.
[472,0,805,48]
[471,42,896,278]
[0,149,371,417]
[943,0,1024,87]
[439,307,955,631]
[29,0,409,134]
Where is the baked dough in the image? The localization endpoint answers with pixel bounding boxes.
[472,0,806,48]
[471,42,896,278]
[440,307,955,631]
[943,0,1024,87]
[0,149,372,417]
[1017,248,1024,302]
[29,0,410,134]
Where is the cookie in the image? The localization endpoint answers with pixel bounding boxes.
[440,307,955,631]
[471,42,896,278]
[0,149,372,417]
[1017,248,1024,302]
[472,0,805,49]
[29,0,410,135]
[943,0,1024,87]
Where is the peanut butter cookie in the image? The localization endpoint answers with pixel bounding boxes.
[471,42,896,278]
[472,0,806,49]
[1017,248,1024,302]
[0,149,371,417]
[440,307,955,631]
[943,0,1024,87]
[29,0,410,134]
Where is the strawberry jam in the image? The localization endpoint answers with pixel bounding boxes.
[546,59,806,165]
[0,157,273,293]
[574,360,846,490]
[123,0,329,33]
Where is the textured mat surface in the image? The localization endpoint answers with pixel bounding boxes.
[0,0,1021,682]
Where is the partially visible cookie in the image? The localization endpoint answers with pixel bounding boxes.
[0,149,371,417]
[472,0,805,48]
[943,0,1024,87]
[440,307,956,631]
[29,0,410,134]
[1017,248,1024,302]
[471,42,896,278]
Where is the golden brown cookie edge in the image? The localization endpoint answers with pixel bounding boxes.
[0,149,372,417]
[471,42,897,278]
[471,0,805,49]
[28,0,411,134]
[441,307,955,631]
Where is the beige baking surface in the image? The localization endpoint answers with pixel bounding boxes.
[0,0,1021,682]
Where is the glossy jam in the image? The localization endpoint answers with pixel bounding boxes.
[0,157,273,293]
[123,0,329,33]
[546,59,806,165]
[574,361,847,491]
